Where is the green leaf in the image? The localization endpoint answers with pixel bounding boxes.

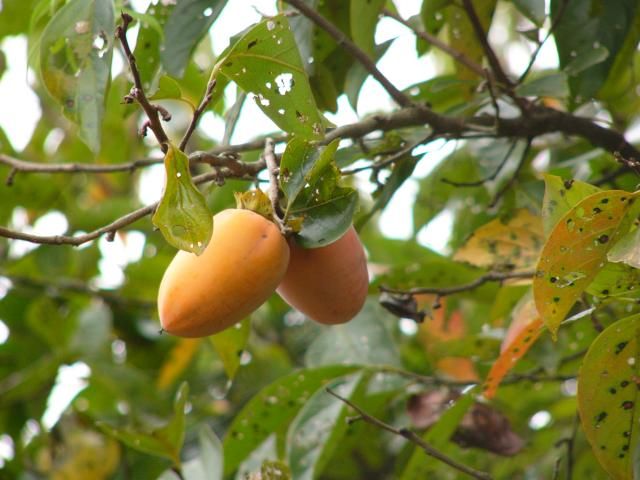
[280,137,340,212]
[152,143,213,255]
[305,301,401,367]
[564,46,610,76]
[280,138,358,247]
[350,0,385,56]
[177,425,223,480]
[69,301,112,356]
[287,372,364,480]
[161,0,227,77]
[587,262,640,299]
[209,318,250,380]
[552,0,640,99]
[401,389,476,479]
[516,73,569,98]
[512,0,545,26]
[39,0,115,153]
[222,365,358,476]
[218,15,325,139]
[578,313,640,480]
[149,75,184,101]
[98,382,189,466]
[131,2,172,90]
[541,174,601,235]
[420,0,450,35]
[534,190,637,337]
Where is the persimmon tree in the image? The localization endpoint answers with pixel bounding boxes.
[2,0,640,478]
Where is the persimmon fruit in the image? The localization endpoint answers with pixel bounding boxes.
[158,209,290,337]
[277,226,369,324]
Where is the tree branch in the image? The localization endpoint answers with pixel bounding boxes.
[179,72,218,151]
[1,272,154,309]
[283,0,413,108]
[460,0,512,88]
[326,388,493,480]
[116,13,170,150]
[380,270,534,297]
[263,138,289,233]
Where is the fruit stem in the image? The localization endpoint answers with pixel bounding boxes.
[264,138,292,235]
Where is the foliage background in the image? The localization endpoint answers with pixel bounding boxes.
[2,0,640,478]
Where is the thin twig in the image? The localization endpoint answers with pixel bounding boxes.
[179,73,218,151]
[442,140,517,187]
[263,138,289,234]
[382,8,486,79]
[518,0,569,84]
[460,0,512,88]
[284,0,413,108]
[554,413,579,480]
[380,270,534,297]
[342,134,436,175]
[1,272,154,309]
[0,170,241,246]
[326,388,493,480]
[116,13,170,151]
[489,138,532,207]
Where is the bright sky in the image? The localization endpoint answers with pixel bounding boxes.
[0,0,560,439]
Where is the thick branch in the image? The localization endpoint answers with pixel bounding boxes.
[283,0,413,108]
[326,388,492,480]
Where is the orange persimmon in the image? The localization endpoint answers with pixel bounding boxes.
[158,209,290,337]
[277,226,369,324]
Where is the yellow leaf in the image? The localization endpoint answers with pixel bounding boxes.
[454,209,543,271]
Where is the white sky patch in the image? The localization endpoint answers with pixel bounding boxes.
[94,231,146,289]
[0,36,40,152]
[0,277,11,300]
[417,209,454,254]
[528,410,552,430]
[0,435,14,468]
[8,210,69,259]
[0,319,9,344]
[42,362,91,430]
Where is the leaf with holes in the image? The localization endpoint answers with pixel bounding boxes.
[279,137,340,214]
[218,15,324,139]
[209,318,250,380]
[483,317,544,399]
[282,140,358,247]
[578,313,640,480]
[588,262,640,300]
[542,174,601,235]
[454,209,543,271]
[39,0,114,153]
[222,365,358,476]
[534,190,637,337]
[152,143,213,255]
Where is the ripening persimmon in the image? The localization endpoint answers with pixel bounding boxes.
[276,226,369,324]
[157,209,290,337]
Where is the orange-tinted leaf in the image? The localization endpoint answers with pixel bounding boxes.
[578,314,640,480]
[157,338,201,390]
[483,317,544,399]
[501,292,538,353]
[542,174,600,235]
[454,209,543,271]
[418,301,478,382]
[534,190,637,337]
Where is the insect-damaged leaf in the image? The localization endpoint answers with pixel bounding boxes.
[578,314,640,480]
[454,209,543,271]
[152,143,213,255]
[541,174,601,235]
[218,15,325,139]
[39,0,114,153]
[280,138,357,248]
[533,190,637,337]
